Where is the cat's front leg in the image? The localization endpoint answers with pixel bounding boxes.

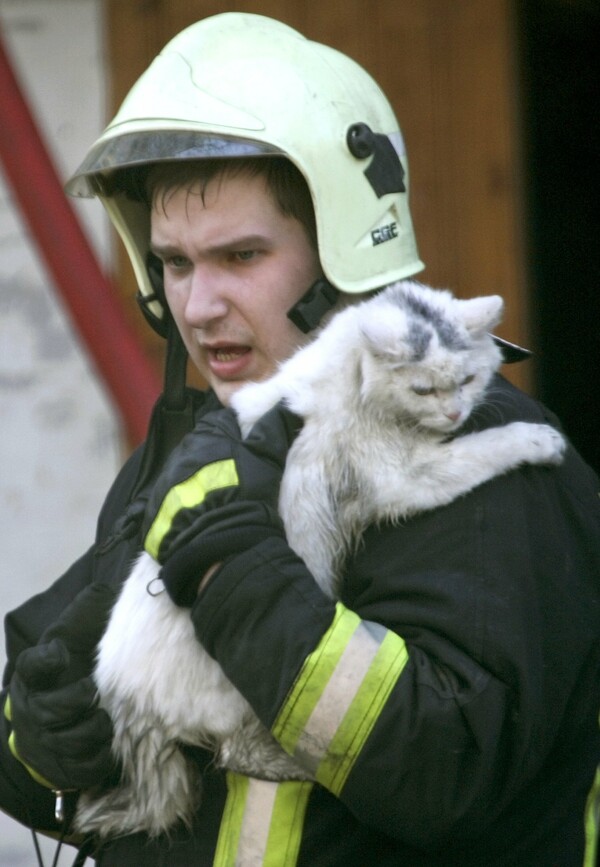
[372,422,565,520]
[430,421,566,507]
[454,421,565,473]
[501,421,566,465]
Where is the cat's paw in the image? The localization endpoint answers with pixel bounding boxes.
[232,381,279,436]
[513,422,566,466]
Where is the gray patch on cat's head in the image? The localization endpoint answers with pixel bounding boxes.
[401,289,468,351]
[407,321,432,361]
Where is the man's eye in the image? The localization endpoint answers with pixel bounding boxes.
[163,255,189,270]
[232,250,256,262]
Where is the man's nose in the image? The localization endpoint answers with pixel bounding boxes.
[184,265,229,326]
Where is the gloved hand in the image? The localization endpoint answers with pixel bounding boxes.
[6,582,118,791]
[143,402,302,607]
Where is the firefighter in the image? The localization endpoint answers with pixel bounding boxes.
[1,13,598,866]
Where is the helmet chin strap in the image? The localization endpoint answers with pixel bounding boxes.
[287,277,340,333]
[130,257,197,498]
[130,318,197,498]
[139,251,195,412]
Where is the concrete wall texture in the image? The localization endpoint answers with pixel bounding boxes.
[0,1,121,863]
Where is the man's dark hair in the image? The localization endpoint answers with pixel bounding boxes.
[114,157,317,249]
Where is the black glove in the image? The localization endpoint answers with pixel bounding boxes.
[143,402,302,606]
[7,582,118,791]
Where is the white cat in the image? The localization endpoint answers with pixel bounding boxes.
[75,281,565,838]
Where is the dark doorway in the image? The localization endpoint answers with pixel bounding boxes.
[516,0,600,473]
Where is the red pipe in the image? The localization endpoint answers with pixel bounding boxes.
[0,27,161,445]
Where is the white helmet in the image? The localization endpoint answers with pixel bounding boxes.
[67,12,424,331]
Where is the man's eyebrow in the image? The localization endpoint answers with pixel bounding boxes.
[149,243,181,258]
[150,235,272,258]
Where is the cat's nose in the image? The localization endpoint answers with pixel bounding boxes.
[445,410,461,422]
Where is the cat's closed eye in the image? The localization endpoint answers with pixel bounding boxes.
[412,374,475,397]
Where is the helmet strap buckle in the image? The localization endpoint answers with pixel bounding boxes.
[287,278,340,333]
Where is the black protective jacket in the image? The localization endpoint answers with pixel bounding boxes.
[1,376,599,866]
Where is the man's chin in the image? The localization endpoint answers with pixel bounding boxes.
[204,367,274,407]
[211,379,246,407]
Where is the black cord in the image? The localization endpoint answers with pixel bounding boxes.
[50,833,64,867]
[29,822,67,867]
[71,838,96,866]
[30,827,45,867]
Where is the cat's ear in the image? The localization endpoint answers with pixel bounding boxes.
[459,295,504,337]
[359,313,411,363]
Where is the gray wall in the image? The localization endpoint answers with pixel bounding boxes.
[0,1,121,863]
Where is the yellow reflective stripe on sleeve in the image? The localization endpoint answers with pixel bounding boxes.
[274,604,363,745]
[3,694,11,721]
[8,731,55,789]
[273,602,408,795]
[144,459,239,559]
[584,765,600,867]
[215,772,248,863]
[213,772,313,867]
